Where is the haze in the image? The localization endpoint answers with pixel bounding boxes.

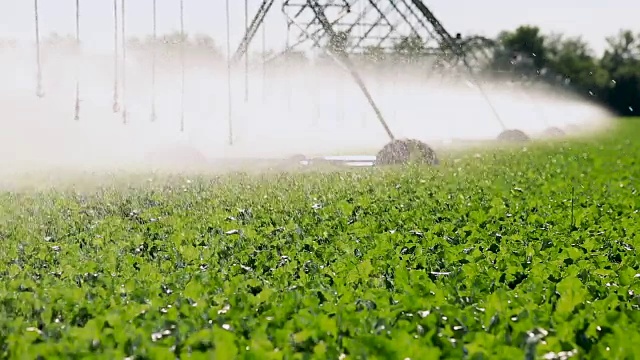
[0,0,623,177]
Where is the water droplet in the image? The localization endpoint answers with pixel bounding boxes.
[430,271,451,276]
[151,329,171,342]
[629,106,634,112]
[588,90,594,96]
[26,327,42,335]
[611,79,617,84]
[218,304,231,314]
[240,264,253,273]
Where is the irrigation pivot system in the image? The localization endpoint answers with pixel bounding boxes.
[29,0,562,168]
[235,0,523,164]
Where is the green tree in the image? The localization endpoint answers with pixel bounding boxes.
[497,26,548,69]
[545,34,609,96]
[600,30,640,115]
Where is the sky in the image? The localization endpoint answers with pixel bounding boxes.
[0,0,636,56]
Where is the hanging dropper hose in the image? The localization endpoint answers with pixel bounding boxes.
[225,0,233,145]
[261,15,266,102]
[74,0,81,121]
[179,0,185,132]
[121,0,127,124]
[112,0,120,112]
[34,0,44,98]
[244,0,249,102]
[150,0,157,121]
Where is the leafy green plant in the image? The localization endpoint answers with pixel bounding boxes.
[0,120,638,359]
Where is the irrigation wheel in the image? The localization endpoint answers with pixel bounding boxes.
[497,129,529,142]
[542,126,565,138]
[564,123,583,134]
[375,139,439,166]
[288,154,307,163]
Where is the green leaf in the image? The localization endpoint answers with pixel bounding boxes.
[554,276,589,320]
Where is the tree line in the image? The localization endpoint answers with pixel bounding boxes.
[491,26,639,117]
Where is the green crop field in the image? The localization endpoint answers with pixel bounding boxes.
[0,119,638,359]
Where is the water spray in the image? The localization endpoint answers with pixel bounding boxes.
[289,1,395,142]
[11,0,604,173]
